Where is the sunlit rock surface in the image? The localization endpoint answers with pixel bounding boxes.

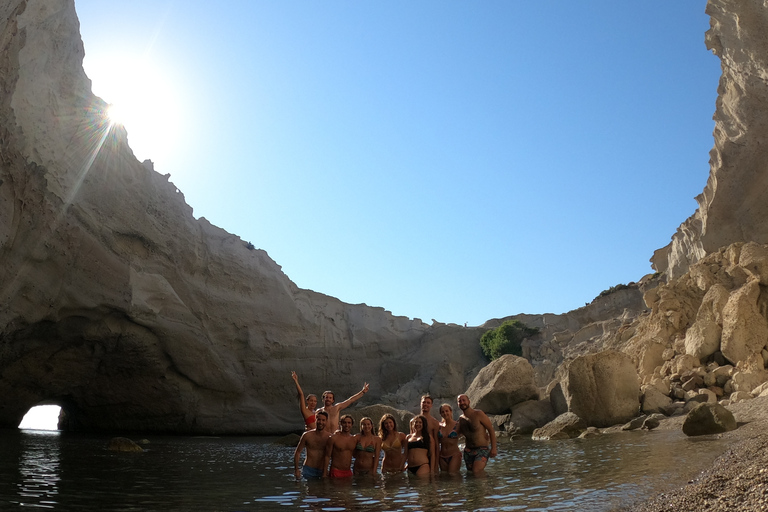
[0,0,489,434]
[652,0,768,279]
[3,0,767,435]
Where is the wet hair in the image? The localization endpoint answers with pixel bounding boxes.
[439,403,453,413]
[340,414,354,425]
[378,414,397,439]
[359,416,374,434]
[412,415,432,456]
[316,411,329,420]
[420,394,433,404]
[306,393,317,403]
[322,390,335,402]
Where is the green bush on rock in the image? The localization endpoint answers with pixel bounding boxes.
[480,320,539,361]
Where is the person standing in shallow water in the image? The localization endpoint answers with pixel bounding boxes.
[379,413,408,474]
[293,411,331,479]
[318,383,369,430]
[353,417,382,476]
[456,393,497,474]
[419,394,441,474]
[405,415,432,477]
[323,414,357,478]
[291,371,317,430]
[437,403,462,475]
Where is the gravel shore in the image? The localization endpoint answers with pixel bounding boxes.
[622,395,768,511]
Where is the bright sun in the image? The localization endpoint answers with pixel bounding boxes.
[106,103,127,125]
[85,53,184,164]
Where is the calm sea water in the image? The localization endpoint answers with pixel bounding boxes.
[0,428,727,511]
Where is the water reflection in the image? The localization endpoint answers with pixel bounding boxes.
[0,429,728,511]
[16,430,61,509]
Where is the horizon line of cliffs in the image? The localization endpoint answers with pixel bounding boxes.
[457,242,768,440]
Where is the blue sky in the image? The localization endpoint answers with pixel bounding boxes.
[75,1,720,326]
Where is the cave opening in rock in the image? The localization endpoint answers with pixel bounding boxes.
[18,404,63,431]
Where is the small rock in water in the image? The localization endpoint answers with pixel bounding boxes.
[107,437,144,452]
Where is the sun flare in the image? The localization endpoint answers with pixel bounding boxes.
[106,103,126,125]
[84,53,185,164]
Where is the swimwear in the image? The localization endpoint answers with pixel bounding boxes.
[355,443,376,452]
[301,465,323,479]
[382,437,402,452]
[437,429,458,439]
[329,468,354,478]
[304,414,316,426]
[440,455,455,465]
[407,438,428,450]
[407,463,427,475]
[463,446,490,469]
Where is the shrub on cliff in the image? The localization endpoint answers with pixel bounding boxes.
[480,320,539,361]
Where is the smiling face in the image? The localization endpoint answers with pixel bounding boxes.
[340,416,353,433]
[412,417,423,434]
[307,395,318,410]
[322,392,335,407]
[315,413,327,431]
[457,394,470,411]
[383,418,395,434]
[420,396,433,414]
[439,405,453,421]
[361,418,373,434]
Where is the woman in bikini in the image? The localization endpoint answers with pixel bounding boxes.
[379,414,407,474]
[290,371,317,430]
[438,403,462,475]
[353,417,382,476]
[405,415,432,477]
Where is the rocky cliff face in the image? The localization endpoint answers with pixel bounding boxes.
[652,0,768,279]
[0,0,490,434]
[3,0,766,435]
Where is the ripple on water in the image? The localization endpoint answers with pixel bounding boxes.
[0,429,730,511]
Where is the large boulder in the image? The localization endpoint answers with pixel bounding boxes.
[560,350,640,427]
[721,279,768,365]
[684,284,729,360]
[506,399,556,435]
[531,412,586,441]
[465,355,540,415]
[641,386,672,415]
[682,402,737,436]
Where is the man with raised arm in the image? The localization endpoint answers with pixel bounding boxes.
[456,393,498,474]
[323,414,357,478]
[318,382,369,430]
[293,411,332,479]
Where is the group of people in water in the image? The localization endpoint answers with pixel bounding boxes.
[291,372,498,479]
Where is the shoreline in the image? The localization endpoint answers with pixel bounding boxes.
[622,395,768,511]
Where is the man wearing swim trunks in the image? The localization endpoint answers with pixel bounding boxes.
[456,394,498,474]
[323,414,357,478]
[294,411,332,479]
[318,382,369,431]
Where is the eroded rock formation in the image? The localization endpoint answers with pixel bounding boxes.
[652,0,768,279]
[0,0,489,434]
[4,0,768,436]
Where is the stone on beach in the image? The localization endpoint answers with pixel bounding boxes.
[682,403,737,437]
